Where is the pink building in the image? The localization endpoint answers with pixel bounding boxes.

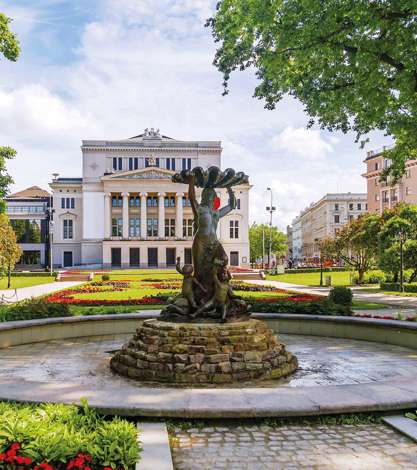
[363,146,417,213]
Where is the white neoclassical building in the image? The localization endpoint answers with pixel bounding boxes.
[49,129,250,269]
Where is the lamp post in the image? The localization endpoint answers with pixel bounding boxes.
[266,187,276,269]
[314,237,323,287]
[262,225,265,269]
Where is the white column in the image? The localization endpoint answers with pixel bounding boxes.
[104,193,111,238]
[158,192,165,238]
[175,192,183,239]
[122,192,129,239]
[140,192,147,239]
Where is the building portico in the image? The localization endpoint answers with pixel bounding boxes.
[50,130,250,268]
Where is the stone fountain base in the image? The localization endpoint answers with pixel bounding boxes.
[110,319,298,384]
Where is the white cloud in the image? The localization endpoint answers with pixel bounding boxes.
[271,126,333,159]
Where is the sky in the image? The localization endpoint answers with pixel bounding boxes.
[0,0,391,231]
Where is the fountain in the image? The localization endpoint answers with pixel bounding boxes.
[110,166,298,384]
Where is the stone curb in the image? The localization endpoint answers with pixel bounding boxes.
[382,415,417,443]
[0,312,416,331]
[136,422,173,470]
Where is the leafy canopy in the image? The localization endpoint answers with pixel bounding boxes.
[208,1,417,176]
[0,12,20,61]
[0,214,22,277]
[0,146,16,213]
[249,223,287,262]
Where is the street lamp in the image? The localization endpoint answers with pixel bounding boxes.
[314,237,324,287]
[266,187,276,269]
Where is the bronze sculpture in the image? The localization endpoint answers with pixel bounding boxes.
[161,166,250,322]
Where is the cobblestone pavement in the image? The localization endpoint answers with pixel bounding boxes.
[170,423,417,469]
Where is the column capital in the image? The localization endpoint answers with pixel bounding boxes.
[176,192,184,198]
[140,192,147,197]
[122,192,130,198]
[158,192,166,197]
[105,192,112,198]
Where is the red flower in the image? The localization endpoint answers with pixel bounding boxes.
[0,453,6,461]
[103,467,112,470]
[10,443,20,451]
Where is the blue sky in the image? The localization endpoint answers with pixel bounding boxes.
[0,0,390,229]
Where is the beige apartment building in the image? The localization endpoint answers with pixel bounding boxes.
[363,146,417,213]
[290,193,367,263]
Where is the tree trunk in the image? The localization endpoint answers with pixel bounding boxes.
[409,270,417,283]
[358,269,365,284]
[7,263,11,289]
[393,271,399,283]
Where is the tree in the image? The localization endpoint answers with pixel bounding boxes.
[0,214,22,288]
[208,1,417,177]
[0,12,20,61]
[321,214,381,283]
[0,146,16,213]
[0,13,19,213]
[249,223,287,264]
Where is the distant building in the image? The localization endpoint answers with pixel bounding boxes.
[5,186,51,269]
[363,146,417,213]
[49,129,250,268]
[289,193,367,263]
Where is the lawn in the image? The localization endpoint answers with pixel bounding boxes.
[266,270,384,287]
[0,275,55,290]
[360,287,417,297]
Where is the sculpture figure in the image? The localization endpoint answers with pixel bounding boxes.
[162,166,250,322]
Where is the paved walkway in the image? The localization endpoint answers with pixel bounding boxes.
[0,281,83,303]
[250,279,417,309]
[171,423,417,469]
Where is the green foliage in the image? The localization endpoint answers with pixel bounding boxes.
[405,410,417,421]
[0,147,16,213]
[0,298,71,322]
[102,274,110,281]
[351,272,386,284]
[380,282,417,293]
[284,267,347,274]
[251,299,352,316]
[0,401,140,469]
[328,286,353,306]
[208,1,417,176]
[249,223,287,263]
[0,13,20,61]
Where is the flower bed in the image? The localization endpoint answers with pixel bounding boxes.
[0,401,140,470]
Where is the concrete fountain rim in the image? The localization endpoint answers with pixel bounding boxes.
[0,312,416,418]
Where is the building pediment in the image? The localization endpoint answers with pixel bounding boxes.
[102,167,174,181]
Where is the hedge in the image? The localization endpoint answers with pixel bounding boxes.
[380,282,417,292]
[284,267,348,274]
[250,299,352,316]
[10,272,57,278]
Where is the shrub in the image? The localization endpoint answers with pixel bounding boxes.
[380,282,417,293]
[284,267,346,274]
[11,272,57,278]
[0,298,71,322]
[101,274,110,281]
[328,286,353,306]
[0,400,140,469]
[250,298,352,316]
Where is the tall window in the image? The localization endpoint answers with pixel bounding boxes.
[349,203,353,210]
[112,157,123,171]
[182,158,192,170]
[230,220,239,239]
[63,219,73,239]
[374,162,379,170]
[129,218,140,237]
[183,219,193,237]
[147,196,158,207]
[129,195,140,207]
[382,191,388,202]
[334,215,340,223]
[147,218,158,237]
[165,218,175,237]
[166,158,176,170]
[164,196,175,207]
[112,195,123,207]
[128,157,139,171]
[334,203,339,211]
[182,196,191,207]
[357,203,362,210]
[112,218,123,237]
[236,198,241,210]
[61,197,75,209]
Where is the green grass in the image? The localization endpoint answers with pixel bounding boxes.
[351,300,388,310]
[0,276,56,290]
[68,305,163,315]
[266,270,384,287]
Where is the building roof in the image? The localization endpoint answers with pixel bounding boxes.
[81,128,221,150]
[8,186,50,199]
[54,178,83,184]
